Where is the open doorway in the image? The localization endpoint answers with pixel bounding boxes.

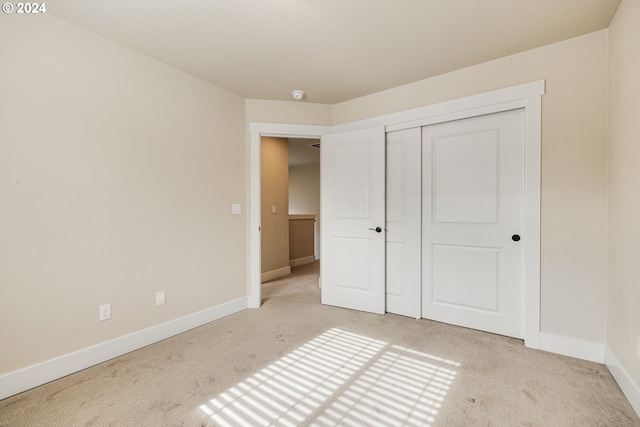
[287,138,320,264]
[259,136,320,288]
[248,124,331,309]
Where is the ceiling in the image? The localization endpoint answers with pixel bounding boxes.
[49,0,621,104]
[289,139,320,166]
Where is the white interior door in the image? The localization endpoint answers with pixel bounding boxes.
[422,109,525,338]
[386,128,421,318]
[321,127,386,314]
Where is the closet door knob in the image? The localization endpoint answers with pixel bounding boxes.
[368,226,382,233]
[512,234,521,242]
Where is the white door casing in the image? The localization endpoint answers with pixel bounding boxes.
[386,127,421,319]
[248,124,332,309]
[321,127,386,314]
[421,109,525,338]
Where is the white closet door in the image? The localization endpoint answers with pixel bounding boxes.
[386,128,421,318]
[422,109,525,338]
[320,127,386,314]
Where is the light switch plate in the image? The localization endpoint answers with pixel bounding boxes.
[271,205,277,214]
[231,203,241,215]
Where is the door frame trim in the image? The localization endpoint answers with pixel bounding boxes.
[248,80,544,348]
[248,124,332,309]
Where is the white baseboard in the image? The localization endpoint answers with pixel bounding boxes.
[261,266,291,282]
[289,255,316,267]
[539,332,605,363]
[0,297,247,400]
[605,346,640,417]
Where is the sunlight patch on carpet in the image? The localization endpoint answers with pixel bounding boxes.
[198,328,459,426]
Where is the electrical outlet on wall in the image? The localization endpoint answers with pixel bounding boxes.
[156,291,166,306]
[99,303,111,321]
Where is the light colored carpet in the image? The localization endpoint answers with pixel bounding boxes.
[1,261,638,426]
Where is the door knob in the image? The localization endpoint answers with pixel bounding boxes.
[512,234,521,242]
[368,226,382,233]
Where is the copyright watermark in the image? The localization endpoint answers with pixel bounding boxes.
[2,3,47,13]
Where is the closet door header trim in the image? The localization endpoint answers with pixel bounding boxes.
[332,80,545,133]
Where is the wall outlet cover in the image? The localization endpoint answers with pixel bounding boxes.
[99,303,111,321]
[156,291,166,306]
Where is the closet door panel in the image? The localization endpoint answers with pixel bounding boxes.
[386,127,421,318]
[422,109,525,339]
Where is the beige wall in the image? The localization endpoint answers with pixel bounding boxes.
[260,137,290,274]
[288,217,315,262]
[332,31,609,344]
[289,164,321,259]
[246,100,332,126]
[0,15,247,374]
[608,0,640,386]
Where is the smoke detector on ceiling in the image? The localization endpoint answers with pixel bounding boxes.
[291,90,305,101]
